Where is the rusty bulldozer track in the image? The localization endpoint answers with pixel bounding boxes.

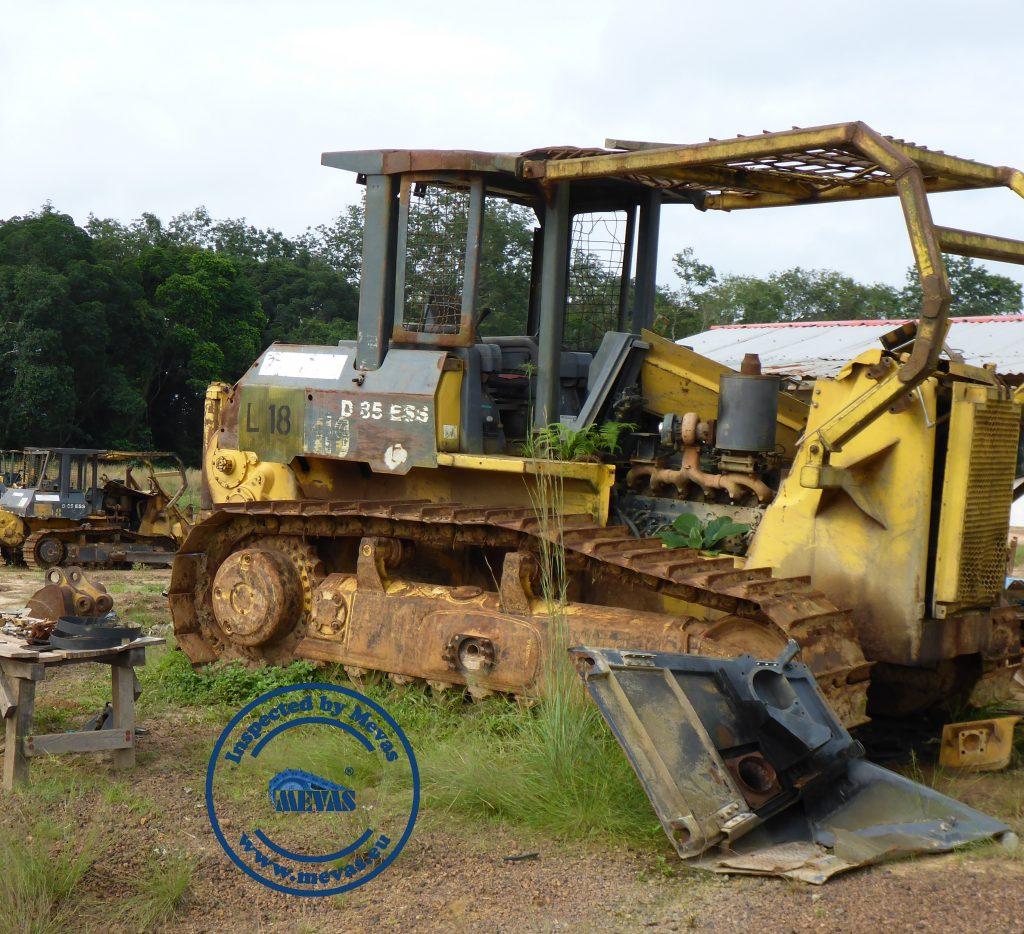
[21,526,179,571]
[170,500,871,727]
[23,529,68,570]
[23,527,125,570]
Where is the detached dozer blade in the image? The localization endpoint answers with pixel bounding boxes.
[570,641,1009,883]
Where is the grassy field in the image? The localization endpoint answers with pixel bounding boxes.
[174,468,202,517]
[1,567,1023,932]
[0,566,669,931]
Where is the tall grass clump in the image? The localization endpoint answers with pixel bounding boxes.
[115,852,195,931]
[420,428,661,844]
[0,817,98,934]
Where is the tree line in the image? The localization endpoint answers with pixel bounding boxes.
[0,202,1019,463]
[655,246,1023,339]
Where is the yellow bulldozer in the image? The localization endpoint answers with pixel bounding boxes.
[170,122,1024,730]
[0,448,190,569]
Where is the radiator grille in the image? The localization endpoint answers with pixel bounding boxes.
[955,396,1018,604]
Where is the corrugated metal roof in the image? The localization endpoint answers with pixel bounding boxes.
[680,316,1024,379]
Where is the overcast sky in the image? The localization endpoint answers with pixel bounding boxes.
[3,0,1022,291]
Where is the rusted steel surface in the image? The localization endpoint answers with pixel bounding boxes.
[170,500,870,726]
[211,548,303,647]
[572,643,1009,883]
[25,566,114,621]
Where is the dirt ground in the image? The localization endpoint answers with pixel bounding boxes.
[2,564,1023,933]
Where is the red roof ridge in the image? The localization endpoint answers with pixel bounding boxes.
[709,315,1024,330]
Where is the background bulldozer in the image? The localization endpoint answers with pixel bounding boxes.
[171,122,1024,727]
[0,447,190,569]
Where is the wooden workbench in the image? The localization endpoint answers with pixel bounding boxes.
[0,631,164,791]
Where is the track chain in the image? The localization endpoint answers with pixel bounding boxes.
[190,499,871,724]
[20,526,177,571]
[22,530,61,570]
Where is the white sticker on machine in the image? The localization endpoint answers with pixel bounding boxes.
[383,443,409,471]
[258,350,348,381]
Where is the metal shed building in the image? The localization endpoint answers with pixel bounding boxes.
[681,315,1024,525]
[680,315,1024,382]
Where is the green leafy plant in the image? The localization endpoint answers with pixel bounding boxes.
[525,422,636,462]
[658,513,749,552]
[145,645,318,707]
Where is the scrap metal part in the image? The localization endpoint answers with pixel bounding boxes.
[570,641,1009,883]
[939,716,1021,771]
[25,566,114,621]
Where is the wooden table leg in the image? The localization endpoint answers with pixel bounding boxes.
[3,678,36,791]
[110,660,136,770]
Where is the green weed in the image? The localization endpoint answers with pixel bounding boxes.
[524,421,635,462]
[144,645,319,707]
[658,513,749,552]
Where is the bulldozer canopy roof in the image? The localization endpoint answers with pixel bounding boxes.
[322,121,1024,214]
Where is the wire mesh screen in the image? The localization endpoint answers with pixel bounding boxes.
[565,211,627,351]
[401,183,469,334]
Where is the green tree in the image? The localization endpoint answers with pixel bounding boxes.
[659,249,903,337]
[302,203,365,284]
[899,255,1022,318]
[0,209,150,448]
[477,200,536,337]
[85,207,359,457]
[146,250,266,459]
[766,268,900,322]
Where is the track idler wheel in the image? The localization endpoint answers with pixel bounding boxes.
[211,547,305,647]
[25,532,67,570]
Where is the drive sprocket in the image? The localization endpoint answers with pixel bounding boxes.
[202,535,325,665]
[23,531,67,570]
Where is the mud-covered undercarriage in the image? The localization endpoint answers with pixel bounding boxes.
[170,499,871,727]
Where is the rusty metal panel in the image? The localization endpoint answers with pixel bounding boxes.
[238,342,446,474]
[572,643,1009,882]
